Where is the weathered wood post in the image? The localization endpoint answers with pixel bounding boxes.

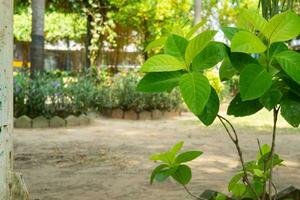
[0,0,13,199]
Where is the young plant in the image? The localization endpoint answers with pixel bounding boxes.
[150,141,203,199]
[137,9,300,200]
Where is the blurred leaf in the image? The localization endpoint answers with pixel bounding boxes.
[175,151,203,164]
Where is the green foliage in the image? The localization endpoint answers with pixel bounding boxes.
[138,24,226,126]
[14,10,86,42]
[228,144,284,199]
[13,69,182,118]
[223,9,300,127]
[150,141,202,186]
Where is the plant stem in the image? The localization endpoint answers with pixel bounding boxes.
[268,107,280,199]
[182,184,206,200]
[217,115,261,200]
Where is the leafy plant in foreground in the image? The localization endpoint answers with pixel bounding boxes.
[137,8,300,200]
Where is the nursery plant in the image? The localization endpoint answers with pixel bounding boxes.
[137,8,300,200]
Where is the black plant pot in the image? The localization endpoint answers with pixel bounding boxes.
[200,186,300,200]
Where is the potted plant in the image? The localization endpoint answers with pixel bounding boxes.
[137,6,300,200]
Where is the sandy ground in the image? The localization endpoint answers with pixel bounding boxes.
[14,112,300,200]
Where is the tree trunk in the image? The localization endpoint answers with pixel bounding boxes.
[0,0,13,198]
[30,0,45,76]
[194,0,202,25]
[85,14,92,68]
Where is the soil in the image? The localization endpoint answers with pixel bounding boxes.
[14,112,300,200]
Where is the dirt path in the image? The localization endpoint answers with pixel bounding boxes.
[14,112,300,200]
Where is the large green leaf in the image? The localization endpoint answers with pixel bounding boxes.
[180,73,211,115]
[222,27,240,40]
[259,87,282,111]
[227,94,263,117]
[191,42,226,71]
[198,87,220,126]
[237,9,267,33]
[185,30,217,65]
[231,31,267,53]
[262,11,300,44]
[239,64,273,101]
[145,37,168,52]
[229,52,259,72]
[175,151,203,164]
[171,165,192,185]
[275,50,300,84]
[137,71,184,92]
[155,167,177,182]
[141,54,186,72]
[280,93,300,127]
[164,34,188,63]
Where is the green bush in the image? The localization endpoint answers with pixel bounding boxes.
[13,69,183,118]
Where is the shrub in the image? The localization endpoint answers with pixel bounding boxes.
[13,69,183,118]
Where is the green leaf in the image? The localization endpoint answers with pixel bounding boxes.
[150,151,176,164]
[219,57,237,81]
[150,164,169,184]
[180,73,211,115]
[164,34,188,63]
[171,141,184,155]
[175,151,203,164]
[145,37,168,52]
[253,169,264,178]
[229,52,259,72]
[227,94,263,117]
[269,42,288,58]
[186,20,206,39]
[222,26,240,40]
[275,50,300,84]
[141,54,186,72]
[231,183,246,197]
[191,42,226,71]
[237,9,268,33]
[228,172,244,192]
[185,30,217,65]
[155,167,177,182]
[240,64,273,101]
[137,71,184,92]
[262,11,300,44]
[215,193,227,200]
[171,165,192,185]
[231,31,267,53]
[259,87,282,111]
[280,93,300,127]
[198,87,220,126]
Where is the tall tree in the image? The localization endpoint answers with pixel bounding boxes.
[194,0,201,25]
[30,0,45,76]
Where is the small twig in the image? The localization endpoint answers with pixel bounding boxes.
[217,115,261,200]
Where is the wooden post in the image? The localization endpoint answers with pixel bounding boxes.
[0,0,13,199]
